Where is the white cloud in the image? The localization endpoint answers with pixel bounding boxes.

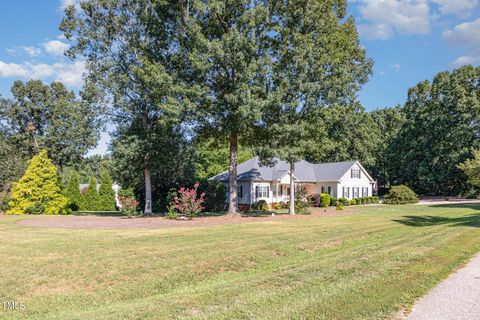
[357,0,431,40]
[22,46,42,57]
[54,60,85,87]
[0,61,28,78]
[5,48,17,56]
[357,24,394,40]
[443,19,480,68]
[432,0,478,16]
[443,19,480,51]
[0,59,85,87]
[43,40,70,56]
[59,0,81,11]
[450,55,480,68]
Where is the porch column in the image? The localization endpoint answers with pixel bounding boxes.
[276,182,279,203]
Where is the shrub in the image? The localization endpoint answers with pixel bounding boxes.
[336,203,344,210]
[98,169,116,211]
[339,197,349,206]
[320,193,330,207]
[280,201,288,209]
[7,150,70,215]
[118,196,140,217]
[165,205,178,220]
[171,182,206,219]
[350,199,357,205]
[273,203,282,210]
[367,196,373,204]
[252,199,269,211]
[329,196,337,206]
[82,177,100,211]
[372,196,379,203]
[0,189,10,213]
[309,193,321,207]
[65,171,82,211]
[384,185,419,204]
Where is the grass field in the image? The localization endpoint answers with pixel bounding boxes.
[1,204,480,319]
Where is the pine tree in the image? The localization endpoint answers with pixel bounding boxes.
[98,169,116,211]
[7,150,70,215]
[83,176,100,211]
[65,171,82,211]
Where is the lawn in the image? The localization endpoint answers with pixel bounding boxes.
[1,204,480,319]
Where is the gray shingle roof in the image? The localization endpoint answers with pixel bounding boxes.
[210,157,366,182]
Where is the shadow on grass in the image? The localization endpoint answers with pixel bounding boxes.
[393,214,480,227]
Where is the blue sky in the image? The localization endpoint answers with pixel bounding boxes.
[1,0,479,155]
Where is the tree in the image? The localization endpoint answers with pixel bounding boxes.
[7,150,70,215]
[65,171,82,211]
[110,124,196,213]
[98,169,116,211]
[61,0,191,215]
[458,150,480,188]
[186,1,273,214]
[0,80,102,168]
[83,176,100,211]
[257,0,372,214]
[194,138,253,179]
[389,66,480,195]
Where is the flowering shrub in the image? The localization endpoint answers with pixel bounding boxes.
[118,196,140,217]
[171,182,206,220]
[309,193,321,207]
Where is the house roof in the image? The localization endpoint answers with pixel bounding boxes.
[210,157,372,182]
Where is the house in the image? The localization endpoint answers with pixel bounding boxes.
[210,157,375,211]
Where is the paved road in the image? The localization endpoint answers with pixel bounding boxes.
[407,253,480,320]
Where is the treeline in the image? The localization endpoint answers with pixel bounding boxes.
[1,1,479,215]
[2,66,480,212]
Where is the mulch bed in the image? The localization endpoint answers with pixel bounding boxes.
[15,207,364,229]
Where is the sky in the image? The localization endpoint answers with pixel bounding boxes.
[0,0,479,155]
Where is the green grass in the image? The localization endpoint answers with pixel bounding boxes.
[1,204,480,319]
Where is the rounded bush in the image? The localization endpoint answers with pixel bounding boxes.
[320,193,330,207]
[336,203,344,211]
[339,197,349,206]
[350,199,357,205]
[384,185,419,205]
[252,200,269,211]
[329,196,337,206]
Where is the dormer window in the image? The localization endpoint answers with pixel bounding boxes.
[351,168,361,179]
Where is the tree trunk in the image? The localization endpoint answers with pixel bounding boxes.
[144,168,153,216]
[289,162,295,215]
[228,131,238,214]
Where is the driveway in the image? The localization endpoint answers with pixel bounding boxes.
[407,253,480,320]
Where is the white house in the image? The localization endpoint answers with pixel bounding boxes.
[210,157,375,211]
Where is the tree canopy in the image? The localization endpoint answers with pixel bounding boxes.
[0,80,102,168]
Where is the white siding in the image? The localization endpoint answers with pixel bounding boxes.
[337,163,373,199]
[252,182,273,204]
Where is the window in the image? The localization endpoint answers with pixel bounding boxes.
[327,186,331,195]
[287,187,290,196]
[237,186,243,198]
[343,187,350,198]
[321,186,325,193]
[256,186,269,198]
[362,187,368,197]
[353,187,359,198]
[351,168,361,179]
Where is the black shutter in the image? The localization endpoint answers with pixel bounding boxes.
[255,186,259,198]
